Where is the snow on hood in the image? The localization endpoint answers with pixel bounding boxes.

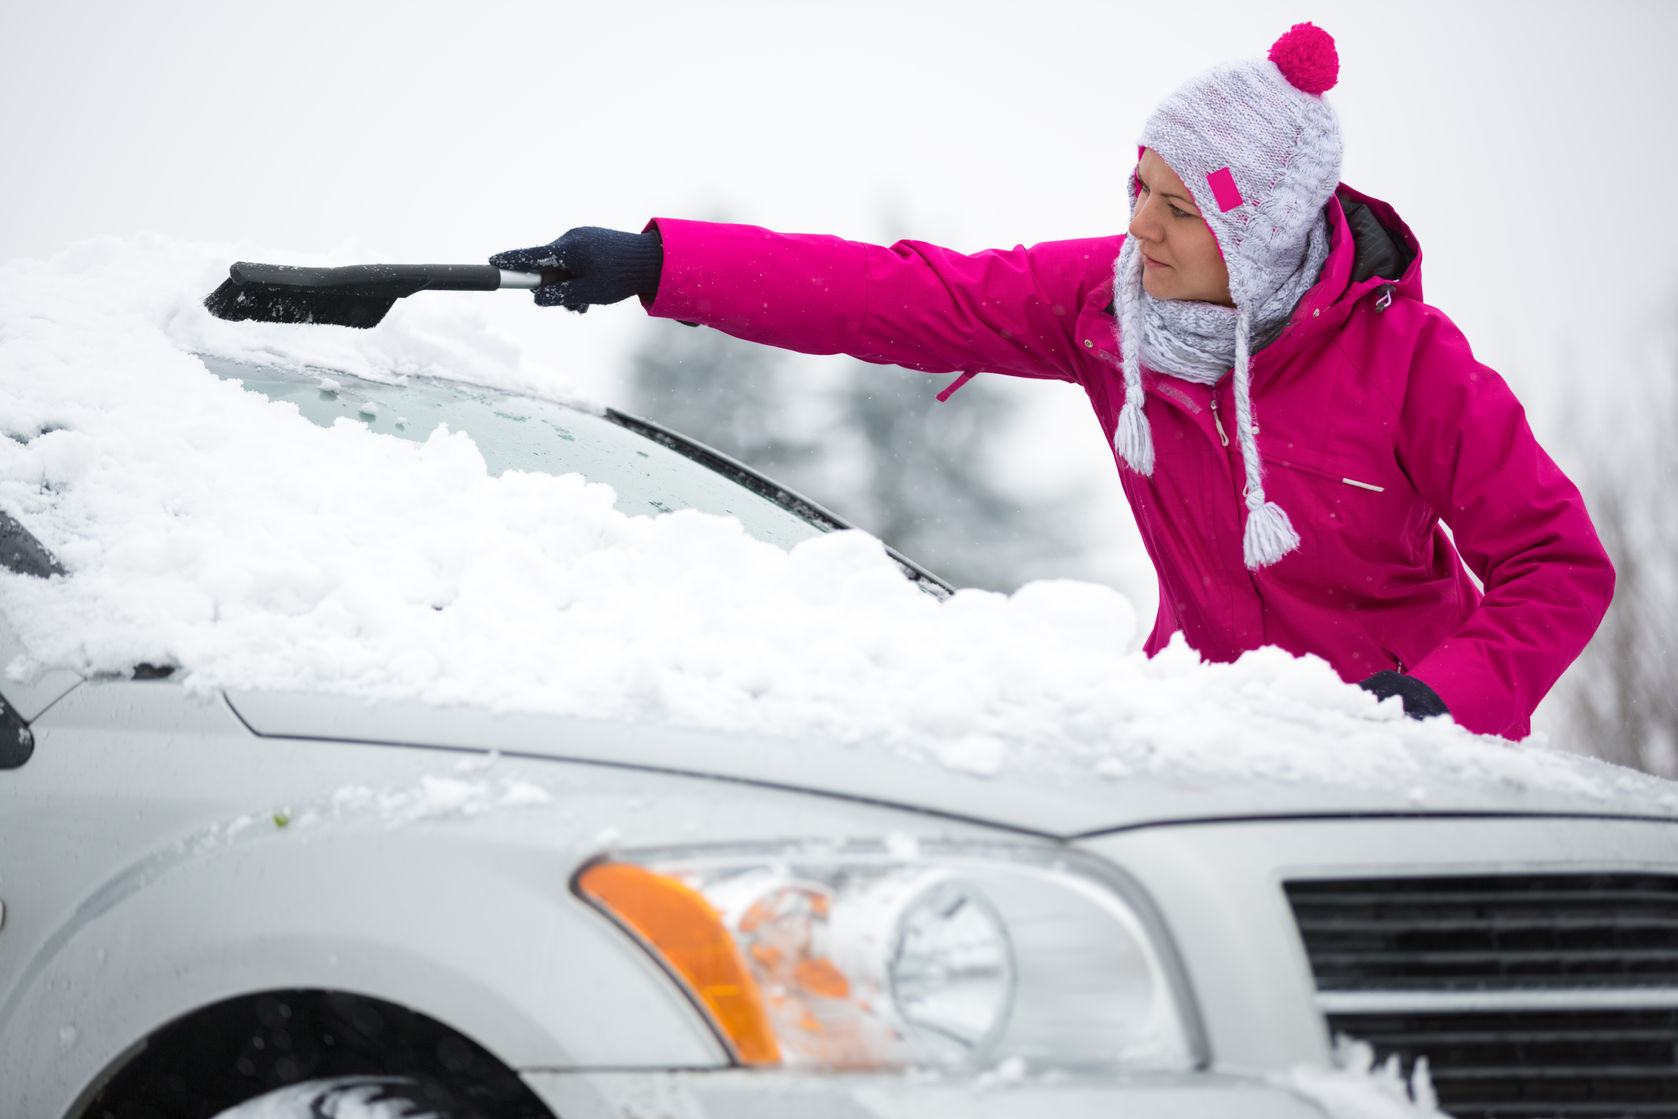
[0,237,1671,820]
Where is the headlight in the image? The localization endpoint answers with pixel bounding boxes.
[576,841,1199,1071]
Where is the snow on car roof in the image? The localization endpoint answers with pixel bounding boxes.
[0,237,1669,812]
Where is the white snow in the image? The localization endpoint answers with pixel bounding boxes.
[182,758,554,851]
[1278,1038,1445,1119]
[0,237,1671,809]
[975,1054,1029,1088]
[323,774,554,828]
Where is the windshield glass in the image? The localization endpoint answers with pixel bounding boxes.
[198,355,830,551]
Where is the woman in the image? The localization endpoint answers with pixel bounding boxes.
[491,24,1613,740]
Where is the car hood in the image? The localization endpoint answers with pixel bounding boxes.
[224,690,1678,840]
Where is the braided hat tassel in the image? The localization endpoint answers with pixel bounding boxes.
[1231,312,1299,568]
[1112,239,1154,476]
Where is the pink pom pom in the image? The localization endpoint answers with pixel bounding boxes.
[1268,22,1338,95]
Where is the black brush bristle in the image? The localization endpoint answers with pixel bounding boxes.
[203,278,398,329]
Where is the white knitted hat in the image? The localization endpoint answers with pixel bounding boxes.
[1114,23,1344,568]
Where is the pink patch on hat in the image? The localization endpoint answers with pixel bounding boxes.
[1207,167,1244,212]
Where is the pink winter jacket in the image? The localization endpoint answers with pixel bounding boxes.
[643,187,1614,739]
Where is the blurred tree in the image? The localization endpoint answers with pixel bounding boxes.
[628,319,821,484]
[625,320,1090,593]
[1552,327,1678,774]
[819,361,1087,592]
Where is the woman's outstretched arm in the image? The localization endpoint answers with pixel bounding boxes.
[641,219,1122,384]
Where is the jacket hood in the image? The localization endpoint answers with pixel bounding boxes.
[1336,185,1420,298]
[1293,184,1420,325]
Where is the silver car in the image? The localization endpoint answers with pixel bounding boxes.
[3,359,1676,1119]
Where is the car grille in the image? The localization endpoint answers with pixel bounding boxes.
[1286,875,1678,1118]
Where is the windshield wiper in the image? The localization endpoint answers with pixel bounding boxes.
[603,408,953,599]
[0,510,65,579]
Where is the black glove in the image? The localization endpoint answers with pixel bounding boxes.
[489,226,664,312]
[1358,671,1450,721]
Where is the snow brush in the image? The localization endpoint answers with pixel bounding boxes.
[202,262,558,329]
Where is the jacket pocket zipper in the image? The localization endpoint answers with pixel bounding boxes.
[1214,388,1384,492]
[1260,452,1386,492]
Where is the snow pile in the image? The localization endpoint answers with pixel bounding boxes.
[177,765,552,855]
[281,772,553,833]
[1278,1038,1445,1119]
[0,237,1668,806]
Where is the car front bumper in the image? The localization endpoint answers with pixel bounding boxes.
[523,1069,1331,1119]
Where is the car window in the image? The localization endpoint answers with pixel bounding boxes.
[197,355,832,551]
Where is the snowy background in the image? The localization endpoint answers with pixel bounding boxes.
[7,0,1674,387]
[3,0,1676,763]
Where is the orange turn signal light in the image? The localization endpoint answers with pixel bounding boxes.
[578,861,781,1066]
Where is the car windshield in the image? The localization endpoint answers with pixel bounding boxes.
[196,355,948,594]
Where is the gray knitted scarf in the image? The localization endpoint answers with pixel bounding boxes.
[1112,210,1332,569]
[1133,212,1331,385]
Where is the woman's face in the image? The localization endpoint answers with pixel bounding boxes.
[1128,148,1233,306]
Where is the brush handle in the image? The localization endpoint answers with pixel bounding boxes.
[225,262,561,293]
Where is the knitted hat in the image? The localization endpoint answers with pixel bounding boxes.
[1114,23,1344,568]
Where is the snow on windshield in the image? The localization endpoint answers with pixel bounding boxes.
[0,237,1666,808]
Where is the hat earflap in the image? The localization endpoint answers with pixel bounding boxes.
[1232,312,1300,568]
[1112,239,1154,476]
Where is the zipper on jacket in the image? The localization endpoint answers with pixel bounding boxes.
[1260,451,1389,493]
[1209,392,1230,447]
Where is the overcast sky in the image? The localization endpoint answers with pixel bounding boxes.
[8,0,1675,385]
